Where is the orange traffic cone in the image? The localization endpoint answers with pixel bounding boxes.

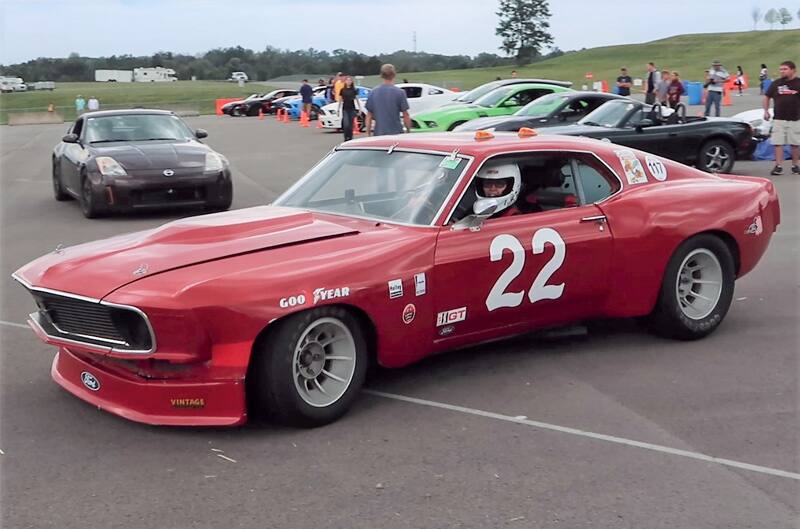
[282,110,290,123]
[352,118,360,136]
[316,117,323,129]
[600,80,609,93]
[301,111,310,127]
[258,108,264,120]
[722,88,731,106]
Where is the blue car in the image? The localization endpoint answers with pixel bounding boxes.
[283,86,371,120]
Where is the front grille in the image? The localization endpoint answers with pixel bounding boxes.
[33,292,153,352]
[132,186,206,205]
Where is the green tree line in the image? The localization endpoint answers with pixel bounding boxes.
[0,46,538,82]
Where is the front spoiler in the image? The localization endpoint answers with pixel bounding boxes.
[52,348,247,426]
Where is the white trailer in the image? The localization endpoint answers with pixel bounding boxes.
[133,67,177,82]
[95,69,133,82]
[0,76,27,92]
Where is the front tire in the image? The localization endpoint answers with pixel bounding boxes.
[249,306,367,427]
[698,139,735,173]
[650,234,735,340]
[447,121,466,131]
[52,159,70,201]
[79,174,102,218]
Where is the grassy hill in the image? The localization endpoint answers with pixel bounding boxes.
[362,30,800,90]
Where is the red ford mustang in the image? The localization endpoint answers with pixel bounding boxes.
[13,131,780,427]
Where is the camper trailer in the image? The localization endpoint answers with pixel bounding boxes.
[133,67,178,82]
[95,70,134,82]
[0,76,27,92]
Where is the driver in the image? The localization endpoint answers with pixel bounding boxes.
[475,162,521,218]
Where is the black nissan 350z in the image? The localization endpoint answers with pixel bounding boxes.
[52,109,233,218]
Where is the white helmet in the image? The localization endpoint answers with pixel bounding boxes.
[475,162,521,215]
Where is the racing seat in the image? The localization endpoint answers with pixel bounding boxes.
[521,161,579,211]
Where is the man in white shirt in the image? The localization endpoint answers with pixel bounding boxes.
[704,60,729,117]
[87,97,100,111]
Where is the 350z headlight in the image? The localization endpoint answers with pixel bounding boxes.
[95,156,127,177]
[205,152,226,172]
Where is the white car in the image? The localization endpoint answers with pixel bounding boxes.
[318,83,457,130]
[732,109,771,138]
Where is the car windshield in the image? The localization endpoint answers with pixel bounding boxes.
[515,93,569,117]
[84,114,195,143]
[579,100,637,127]
[474,87,515,108]
[454,81,503,103]
[274,149,468,226]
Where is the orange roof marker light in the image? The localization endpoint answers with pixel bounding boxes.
[474,130,495,141]
[518,127,538,138]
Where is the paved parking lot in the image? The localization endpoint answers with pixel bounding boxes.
[1,96,798,528]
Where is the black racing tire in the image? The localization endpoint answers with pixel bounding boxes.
[247,106,260,117]
[697,139,735,173]
[231,106,243,117]
[447,121,467,132]
[649,234,735,340]
[249,306,368,427]
[52,158,70,201]
[79,173,102,219]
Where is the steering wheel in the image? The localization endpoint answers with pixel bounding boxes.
[390,184,438,223]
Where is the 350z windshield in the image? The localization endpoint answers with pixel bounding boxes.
[274,149,468,226]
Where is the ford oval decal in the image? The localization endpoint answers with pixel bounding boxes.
[80,371,100,391]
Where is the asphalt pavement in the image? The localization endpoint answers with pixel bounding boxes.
[0,90,798,528]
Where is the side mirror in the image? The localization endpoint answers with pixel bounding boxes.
[195,129,208,139]
[451,198,499,231]
[62,133,79,144]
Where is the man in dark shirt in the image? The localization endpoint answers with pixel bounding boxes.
[299,79,313,119]
[764,60,800,175]
[365,64,410,136]
[616,67,632,96]
[644,62,658,104]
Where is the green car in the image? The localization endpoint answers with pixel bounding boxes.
[410,83,572,132]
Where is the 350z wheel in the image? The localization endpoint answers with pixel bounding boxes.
[249,306,367,427]
[52,159,70,201]
[79,174,102,218]
[650,234,735,340]
[698,139,734,173]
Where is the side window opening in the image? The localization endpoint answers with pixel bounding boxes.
[574,157,620,203]
[72,118,84,138]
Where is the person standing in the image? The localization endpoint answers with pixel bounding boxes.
[87,96,99,112]
[763,60,800,175]
[364,64,410,136]
[666,71,685,109]
[333,72,345,103]
[616,68,632,96]
[704,60,729,117]
[299,79,313,119]
[338,76,363,141]
[644,63,658,104]
[734,66,745,96]
[759,64,769,94]
[511,70,518,78]
[656,70,671,105]
[74,95,86,115]
[325,77,335,103]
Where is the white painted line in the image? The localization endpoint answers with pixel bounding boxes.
[0,320,28,329]
[364,389,800,482]
[216,454,237,464]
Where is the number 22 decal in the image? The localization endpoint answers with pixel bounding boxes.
[485,228,565,311]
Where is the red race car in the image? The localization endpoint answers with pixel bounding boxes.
[13,130,780,427]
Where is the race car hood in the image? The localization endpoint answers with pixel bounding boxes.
[14,206,358,300]
[90,141,212,171]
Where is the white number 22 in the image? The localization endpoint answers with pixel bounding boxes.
[485,228,566,311]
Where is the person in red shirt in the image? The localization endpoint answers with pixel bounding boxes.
[666,71,685,109]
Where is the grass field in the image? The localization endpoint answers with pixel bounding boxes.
[359,30,800,90]
[0,81,270,124]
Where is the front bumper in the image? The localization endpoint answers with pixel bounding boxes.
[319,114,342,129]
[52,347,247,426]
[91,169,232,211]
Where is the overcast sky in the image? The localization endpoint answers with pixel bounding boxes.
[0,0,785,65]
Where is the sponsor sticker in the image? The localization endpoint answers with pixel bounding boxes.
[388,279,403,299]
[402,304,416,324]
[414,273,427,296]
[279,293,307,308]
[80,371,100,392]
[645,156,668,181]
[439,157,461,170]
[313,286,350,304]
[436,307,467,327]
[170,398,205,409]
[745,215,763,236]
[438,325,455,336]
[614,149,647,185]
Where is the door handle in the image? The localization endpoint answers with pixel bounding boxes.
[668,132,678,137]
[580,215,607,223]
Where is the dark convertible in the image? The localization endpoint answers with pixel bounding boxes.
[52,110,233,218]
[534,99,755,173]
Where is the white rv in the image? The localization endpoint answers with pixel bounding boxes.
[133,67,177,82]
[95,70,134,82]
[0,76,27,92]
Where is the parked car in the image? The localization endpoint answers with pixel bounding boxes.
[533,99,755,173]
[16,131,779,427]
[447,78,573,106]
[281,86,329,120]
[454,91,626,132]
[51,109,233,218]
[222,90,299,117]
[317,86,372,130]
[229,71,248,82]
[411,83,572,132]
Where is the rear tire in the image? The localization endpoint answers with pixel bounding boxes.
[249,306,367,427]
[698,139,735,173]
[650,234,735,340]
[52,159,70,201]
